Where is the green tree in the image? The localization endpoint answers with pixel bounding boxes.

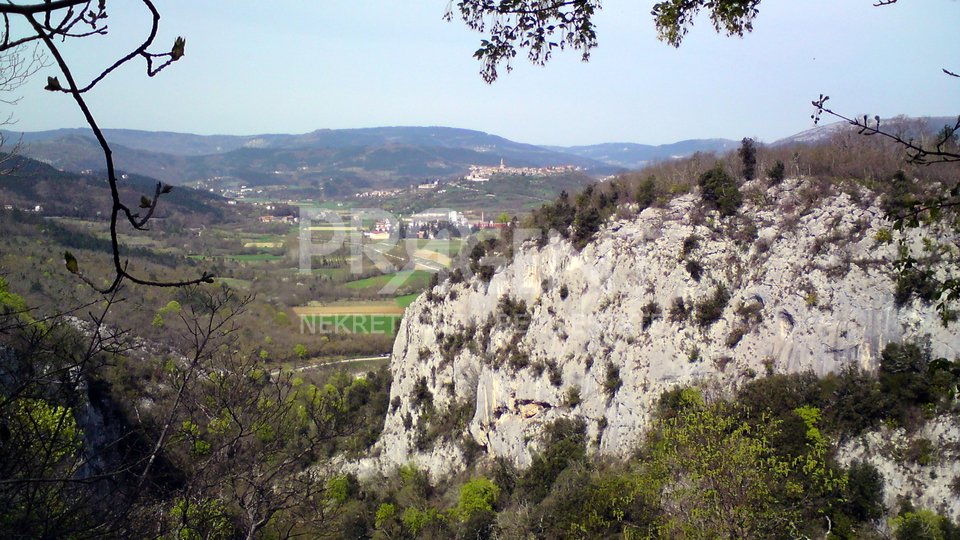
[697,165,742,217]
[447,0,760,82]
[766,160,785,185]
[738,137,758,181]
[635,176,659,209]
[638,404,794,539]
[892,509,953,540]
[455,477,500,520]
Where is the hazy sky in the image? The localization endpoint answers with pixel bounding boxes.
[4,0,957,147]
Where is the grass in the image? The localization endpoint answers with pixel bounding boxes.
[344,269,433,290]
[306,225,356,231]
[310,268,350,279]
[415,238,462,249]
[395,293,420,308]
[241,234,277,242]
[222,254,286,261]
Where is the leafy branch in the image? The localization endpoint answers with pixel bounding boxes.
[446,0,600,83]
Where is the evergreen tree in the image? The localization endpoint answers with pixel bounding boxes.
[698,164,742,217]
[739,137,758,181]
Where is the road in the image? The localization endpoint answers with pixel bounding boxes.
[365,242,447,273]
[270,355,390,378]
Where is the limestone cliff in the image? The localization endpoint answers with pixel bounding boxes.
[366,177,960,506]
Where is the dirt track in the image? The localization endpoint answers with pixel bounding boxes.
[292,305,405,316]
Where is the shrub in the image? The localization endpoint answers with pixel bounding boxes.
[641,301,662,331]
[819,368,885,437]
[728,216,758,246]
[498,296,530,333]
[516,419,587,504]
[714,356,733,372]
[881,170,914,217]
[564,386,582,407]
[698,164,742,217]
[635,176,658,209]
[559,284,569,300]
[694,284,730,327]
[572,206,603,248]
[685,259,704,282]
[603,362,622,398]
[456,477,500,520]
[754,237,772,254]
[680,234,700,258]
[668,297,689,323]
[469,239,499,283]
[906,438,935,466]
[546,360,563,387]
[891,507,959,540]
[508,352,530,370]
[735,300,764,329]
[411,377,433,412]
[657,386,703,419]
[874,228,893,244]
[894,268,939,307]
[766,160,785,185]
[726,326,748,348]
[842,461,885,522]
[877,340,948,424]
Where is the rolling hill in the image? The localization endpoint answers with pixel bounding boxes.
[4,127,620,193]
[542,139,739,170]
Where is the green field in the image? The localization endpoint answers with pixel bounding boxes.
[222,254,286,261]
[344,270,433,290]
[395,293,420,308]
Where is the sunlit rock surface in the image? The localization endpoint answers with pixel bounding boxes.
[365,179,960,510]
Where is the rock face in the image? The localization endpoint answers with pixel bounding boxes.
[369,178,960,482]
[836,416,960,523]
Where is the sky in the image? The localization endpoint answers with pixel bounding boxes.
[2,0,957,147]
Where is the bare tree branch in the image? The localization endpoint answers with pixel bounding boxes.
[0,0,91,16]
[1,1,212,294]
[811,95,960,165]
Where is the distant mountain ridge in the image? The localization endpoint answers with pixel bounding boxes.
[6,117,952,194]
[3,127,629,192]
[3,126,609,169]
[771,116,957,146]
[542,139,739,170]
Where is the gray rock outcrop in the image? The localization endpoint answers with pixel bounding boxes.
[365,178,960,487]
